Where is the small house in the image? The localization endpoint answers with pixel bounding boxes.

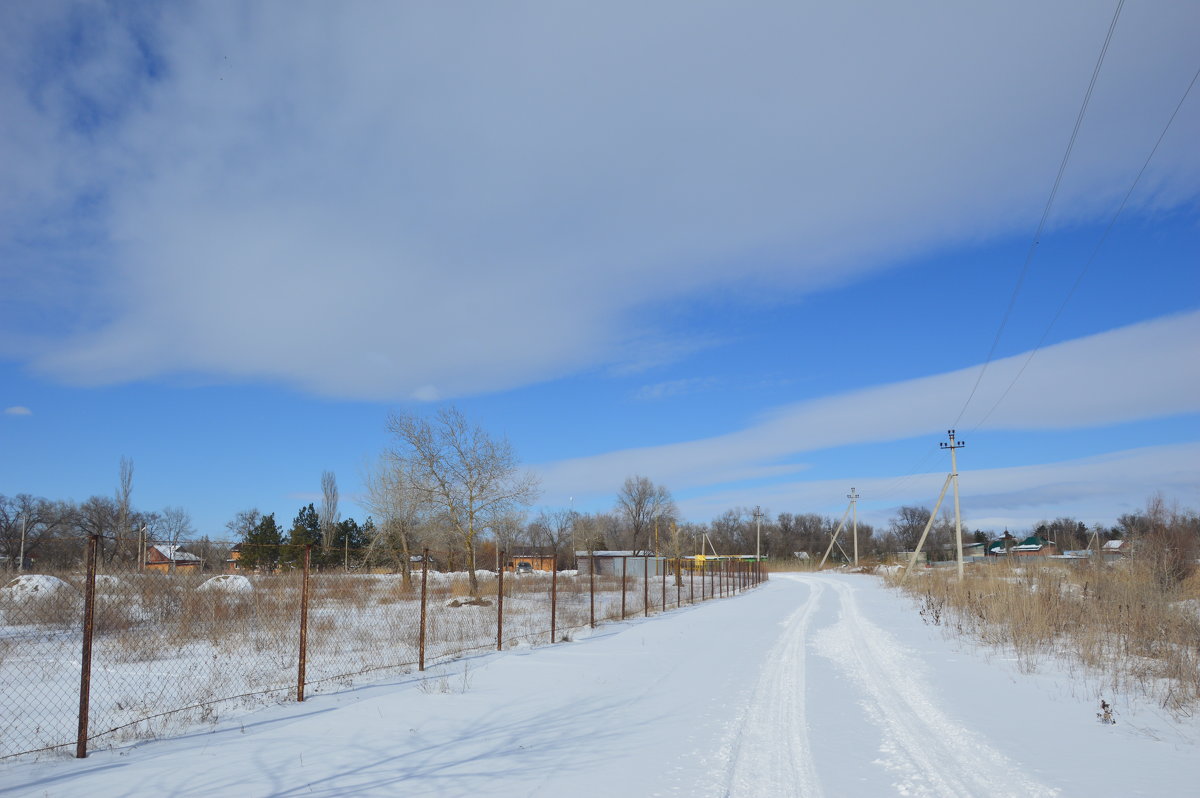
[1102,539,1131,556]
[1010,535,1059,557]
[226,543,242,572]
[146,544,202,572]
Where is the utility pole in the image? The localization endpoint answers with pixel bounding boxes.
[752,506,763,564]
[17,514,26,572]
[847,488,861,567]
[941,430,966,580]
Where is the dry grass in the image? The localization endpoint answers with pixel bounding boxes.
[889,558,1200,715]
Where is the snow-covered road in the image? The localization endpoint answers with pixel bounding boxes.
[3,573,1197,797]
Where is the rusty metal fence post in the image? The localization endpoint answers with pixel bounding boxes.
[75,534,98,759]
[497,551,505,651]
[689,559,695,604]
[550,565,557,643]
[589,550,595,628]
[297,544,311,702]
[419,548,428,671]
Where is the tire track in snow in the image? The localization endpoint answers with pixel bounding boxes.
[723,576,825,798]
[809,576,1057,798]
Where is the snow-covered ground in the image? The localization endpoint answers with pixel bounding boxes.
[3,572,1197,797]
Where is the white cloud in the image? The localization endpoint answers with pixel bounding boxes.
[1,3,1197,398]
[3,406,32,416]
[535,310,1200,500]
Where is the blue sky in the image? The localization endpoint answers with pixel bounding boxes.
[2,1,1197,539]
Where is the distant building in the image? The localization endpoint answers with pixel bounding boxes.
[1009,535,1059,557]
[505,553,556,573]
[226,543,242,573]
[145,544,202,572]
[575,551,671,577]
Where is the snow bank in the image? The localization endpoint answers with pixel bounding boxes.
[1,574,79,602]
[197,574,254,594]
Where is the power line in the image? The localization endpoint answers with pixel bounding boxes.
[970,62,1200,432]
[953,0,1127,428]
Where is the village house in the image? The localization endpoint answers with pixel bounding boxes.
[145,544,202,572]
[225,543,242,572]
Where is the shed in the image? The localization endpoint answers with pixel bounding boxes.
[575,551,670,577]
[505,553,557,573]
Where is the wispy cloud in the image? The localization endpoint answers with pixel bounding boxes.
[2,3,1197,399]
[3,406,32,416]
[536,311,1200,500]
[634,377,719,402]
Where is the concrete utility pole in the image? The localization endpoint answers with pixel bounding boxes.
[752,506,763,564]
[17,514,26,572]
[941,430,966,580]
[847,488,861,567]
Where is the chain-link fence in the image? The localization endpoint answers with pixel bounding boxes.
[0,537,766,760]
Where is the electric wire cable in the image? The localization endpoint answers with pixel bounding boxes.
[969,62,1200,433]
[952,0,1126,428]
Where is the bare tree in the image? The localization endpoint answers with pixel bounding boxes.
[490,510,528,569]
[226,508,263,541]
[77,495,121,564]
[320,470,340,558]
[0,494,71,570]
[615,476,676,555]
[158,506,195,548]
[116,456,134,564]
[889,506,932,552]
[570,512,610,556]
[529,509,578,569]
[361,454,425,587]
[387,406,540,595]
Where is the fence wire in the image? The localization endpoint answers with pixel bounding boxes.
[0,539,765,759]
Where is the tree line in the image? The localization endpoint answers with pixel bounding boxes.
[5,410,1195,586]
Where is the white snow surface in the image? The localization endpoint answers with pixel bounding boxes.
[3,573,1198,797]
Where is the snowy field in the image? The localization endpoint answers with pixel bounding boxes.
[0,569,709,759]
[2,572,1198,797]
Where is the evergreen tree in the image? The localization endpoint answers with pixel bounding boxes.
[326,517,369,570]
[283,503,321,567]
[240,513,283,572]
